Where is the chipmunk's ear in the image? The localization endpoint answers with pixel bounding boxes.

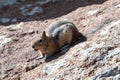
[42,31,46,40]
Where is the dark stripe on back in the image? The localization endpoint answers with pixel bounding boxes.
[53,29,63,40]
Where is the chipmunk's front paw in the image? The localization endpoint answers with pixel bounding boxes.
[38,50,44,59]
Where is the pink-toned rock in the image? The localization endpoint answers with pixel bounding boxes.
[0,0,120,80]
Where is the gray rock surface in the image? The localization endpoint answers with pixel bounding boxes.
[0,0,120,80]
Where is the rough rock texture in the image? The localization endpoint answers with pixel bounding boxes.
[0,0,120,80]
[0,0,71,25]
[0,0,60,7]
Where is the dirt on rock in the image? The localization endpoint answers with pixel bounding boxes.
[0,0,120,80]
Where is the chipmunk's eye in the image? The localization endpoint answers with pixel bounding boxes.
[39,39,43,43]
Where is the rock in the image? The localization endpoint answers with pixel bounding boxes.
[20,5,43,16]
[115,4,120,9]
[0,18,10,23]
[0,0,17,8]
[87,9,99,16]
[0,35,11,47]
[93,65,120,80]
[6,22,24,31]
[0,0,120,80]
[11,18,17,23]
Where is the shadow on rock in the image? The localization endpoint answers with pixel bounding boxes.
[0,0,107,26]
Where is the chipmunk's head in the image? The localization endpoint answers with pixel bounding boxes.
[32,31,47,51]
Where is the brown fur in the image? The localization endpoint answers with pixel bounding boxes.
[32,21,82,58]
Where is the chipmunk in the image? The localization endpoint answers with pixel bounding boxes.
[32,21,84,58]
[32,19,112,58]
